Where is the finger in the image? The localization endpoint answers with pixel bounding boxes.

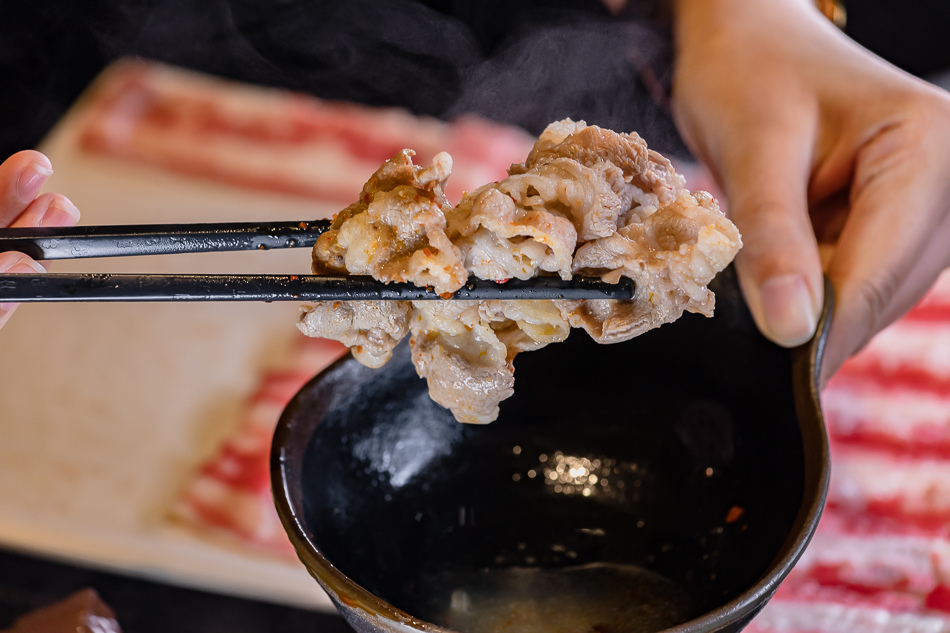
[809,190,850,245]
[720,123,825,347]
[9,192,81,229]
[823,124,950,380]
[0,306,16,331]
[872,202,950,332]
[823,178,950,380]
[0,150,53,227]
[0,251,47,329]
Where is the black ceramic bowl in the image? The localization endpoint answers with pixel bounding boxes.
[272,269,832,633]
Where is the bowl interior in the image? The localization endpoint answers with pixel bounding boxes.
[275,269,829,633]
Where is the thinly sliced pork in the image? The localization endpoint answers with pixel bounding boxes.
[301,120,742,423]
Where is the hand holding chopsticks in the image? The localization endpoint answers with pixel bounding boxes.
[0,150,82,328]
[0,221,634,303]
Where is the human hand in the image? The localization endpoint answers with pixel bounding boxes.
[0,151,80,330]
[671,0,950,381]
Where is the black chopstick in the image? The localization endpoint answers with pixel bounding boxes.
[0,222,635,301]
[0,221,331,260]
[0,274,634,302]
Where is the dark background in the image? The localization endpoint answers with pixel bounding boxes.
[0,0,684,158]
[0,0,948,630]
[1,0,948,162]
[0,548,351,632]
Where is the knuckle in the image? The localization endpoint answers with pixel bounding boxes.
[889,88,950,143]
[0,251,31,272]
[729,195,790,228]
[853,271,899,333]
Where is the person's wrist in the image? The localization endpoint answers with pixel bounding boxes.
[672,0,817,44]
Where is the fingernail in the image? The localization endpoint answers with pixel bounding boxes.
[44,196,81,226]
[16,162,54,204]
[3,257,47,274]
[758,274,818,347]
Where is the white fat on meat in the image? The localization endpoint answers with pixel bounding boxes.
[446,179,577,282]
[408,301,513,425]
[409,300,572,424]
[297,300,410,369]
[300,119,741,423]
[312,149,467,296]
[567,189,741,343]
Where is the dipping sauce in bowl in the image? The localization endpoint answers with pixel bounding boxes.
[272,269,831,633]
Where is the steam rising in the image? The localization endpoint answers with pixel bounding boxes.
[447,11,684,154]
[0,0,686,158]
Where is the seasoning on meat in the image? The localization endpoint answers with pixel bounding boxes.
[298,119,742,423]
[311,148,467,295]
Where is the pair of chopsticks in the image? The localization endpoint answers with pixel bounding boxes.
[0,222,634,302]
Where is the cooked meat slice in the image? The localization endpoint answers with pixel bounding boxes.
[411,335,514,425]
[299,120,741,423]
[312,150,468,295]
[569,190,741,342]
[409,301,513,424]
[408,299,572,423]
[447,182,577,281]
[298,300,410,368]
[478,300,572,357]
[513,119,686,206]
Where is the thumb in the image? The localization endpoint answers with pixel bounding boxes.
[719,127,824,347]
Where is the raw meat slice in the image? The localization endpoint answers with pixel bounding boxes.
[170,337,345,557]
[78,60,533,205]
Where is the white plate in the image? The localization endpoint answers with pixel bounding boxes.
[0,84,340,611]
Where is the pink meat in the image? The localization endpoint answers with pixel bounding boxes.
[835,321,950,392]
[786,510,950,598]
[170,336,345,557]
[745,270,950,631]
[78,60,533,204]
[828,445,950,528]
[823,376,950,457]
[748,598,950,633]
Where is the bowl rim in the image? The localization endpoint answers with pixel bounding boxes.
[271,279,833,632]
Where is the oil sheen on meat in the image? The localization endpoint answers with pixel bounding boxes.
[298,120,741,423]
